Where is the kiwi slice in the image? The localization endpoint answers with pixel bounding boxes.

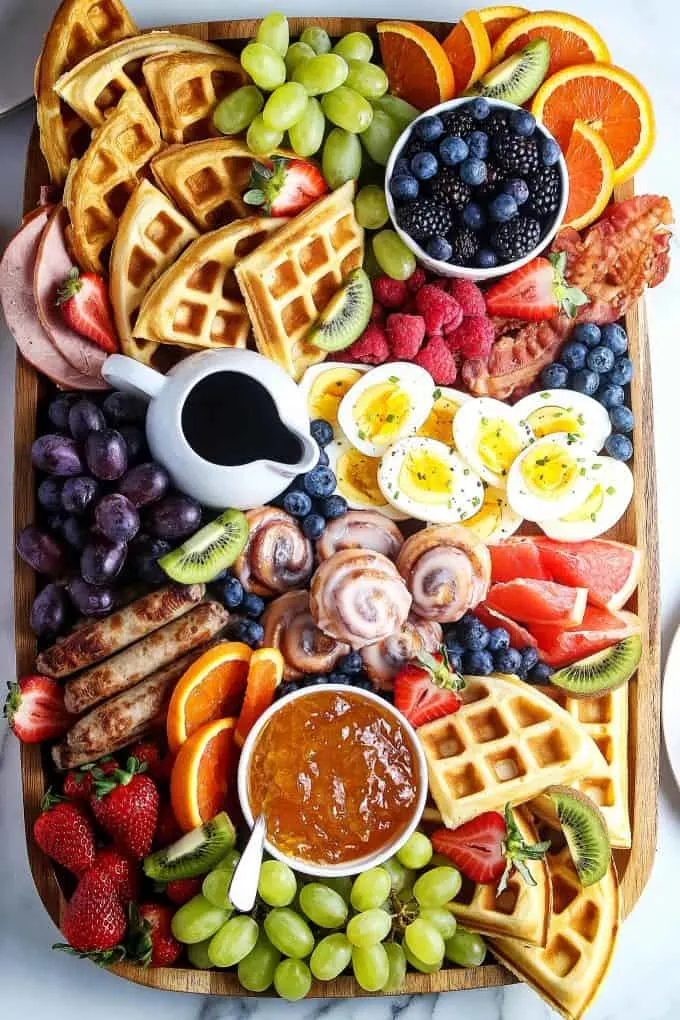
[144,811,236,880]
[532,786,610,886]
[465,39,550,106]
[550,634,642,698]
[308,268,373,352]
[160,508,249,584]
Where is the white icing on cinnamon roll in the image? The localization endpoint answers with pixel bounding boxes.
[261,590,349,680]
[316,510,404,562]
[361,615,443,690]
[396,525,491,623]
[233,507,314,597]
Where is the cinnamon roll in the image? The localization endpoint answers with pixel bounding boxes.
[310,548,412,650]
[233,507,314,597]
[261,590,349,680]
[396,524,491,623]
[361,615,443,691]
[316,510,404,562]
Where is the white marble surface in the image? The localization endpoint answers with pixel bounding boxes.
[1,1,680,1016]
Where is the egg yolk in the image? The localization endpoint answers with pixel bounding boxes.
[460,490,504,538]
[417,396,460,444]
[477,417,524,478]
[561,484,605,522]
[526,405,584,439]
[353,382,411,443]
[520,442,579,499]
[309,368,363,425]
[399,449,454,505]
[337,448,383,505]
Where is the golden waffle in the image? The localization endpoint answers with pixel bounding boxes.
[417,674,603,829]
[235,181,364,381]
[55,31,227,128]
[133,217,284,350]
[537,686,631,849]
[491,846,620,1020]
[63,90,162,274]
[142,51,247,144]
[35,0,137,184]
[109,180,199,367]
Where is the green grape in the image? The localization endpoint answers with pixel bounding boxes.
[256,12,289,57]
[413,866,463,908]
[351,944,389,992]
[404,917,445,967]
[213,85,264,135]
[202,866,235,910]
[310,932,353,980]
[382,942,407,993]
[216,848,241,870]
[293,54,348,96]
[350,867,392,912]
[187,939,213,969]
[237,933,281,992]
[418,907,457,940]
[402,941,443,974]
[299,26,332,55]
[289,97,325,157]
[372,230,417,281]
[321,87,373,133]
[445,927,487,968]
[262,82,308,131]
[371,94,420,130]
[382,855,412,895]
[299,883,348,928]
[171,894,230,944]
[323,875,353,903]
[285,41,315,76]
[332,32,374,62]
[247,115,284,156]
[264,907,315,959]
[274,958,312,1001]
[360,109,401,166]
[208,915,259,967]
[258,859,297,907]
[322,128,362,189]
[345,60,388,100]
[346,908,391,948]
[241,43,287,91]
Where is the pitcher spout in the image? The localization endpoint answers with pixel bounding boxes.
[277,429,318,478]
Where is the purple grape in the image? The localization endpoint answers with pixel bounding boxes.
[30,583,69,638]
[62,516,88,551]
[46,511,68,534]
[119,425,147,464]
[103,391,147,425]
[131,534,172,584]
[85,428,128,481]
[68,399,106,442]
[67,577,115,617]
[118,462,170,507]
[81,537,127,586]
[16,526,65,575]
[147,494,202,540]
[37,477,64,512]
[32,435,84,476]
[95,493,140,543]
[47,393,79,431]
[61,476,100,515]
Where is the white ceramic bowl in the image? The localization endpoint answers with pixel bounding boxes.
[237,684,429,878]
[384,97,569,282]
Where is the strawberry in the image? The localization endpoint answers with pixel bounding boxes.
[244,157,328,216]
[57,268,119,354]
[154,800,182,849]
[92,846,140,904]
[55,869,127,960]
[432,804,551,893]
[393,647,464,728]
[4,675,72,743]
[33,793,96,876]
[128,739,166,780]
[90,757,159,859]
[127,903,182,967]
[484,253,588,322]
[63,757,117,801]
[164,877,202,905]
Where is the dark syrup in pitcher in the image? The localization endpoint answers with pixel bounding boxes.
[181,371,302,467]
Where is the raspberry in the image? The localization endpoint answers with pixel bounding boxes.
[386,314,426,360]
[448,279,486,318]
[344,324,390,365]
[415,336,457,385]
[415,284,463,336]
[406,267,427,293]
[446,315,495,359]
[373,276,409,309]
[369,302,385,324]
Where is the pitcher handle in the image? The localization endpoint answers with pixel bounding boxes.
[102,354,166,400]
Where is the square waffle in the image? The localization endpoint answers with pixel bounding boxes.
[63,90,162,274]
[133,216,284,350]
[417,673,603,829]
[235,181,364,380]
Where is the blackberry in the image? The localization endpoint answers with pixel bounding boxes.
[475,161,506,198]
[447,226,480,266]
[485,110,511,144]
[397,199,454,242]
[491,216,541,261]
[525,165,561,219]
[441,110,476,138]
[428,169,472,210]
[404,136,428,158]
[493,133,540,176]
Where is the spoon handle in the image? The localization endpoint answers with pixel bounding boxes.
[229,814,266,913]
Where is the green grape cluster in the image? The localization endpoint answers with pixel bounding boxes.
[171,831,487,1000]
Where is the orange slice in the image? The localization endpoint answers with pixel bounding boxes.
[532,63,655,184]
[234,647,284,748]
[377,21,455,110]
[166,641,251,753]
[562,119,615,230]
[491,11,610,77]
[478,6,529,46]
[442,11,492,94]
[170,717,239,832]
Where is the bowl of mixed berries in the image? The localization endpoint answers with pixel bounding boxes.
[385,96,569,280]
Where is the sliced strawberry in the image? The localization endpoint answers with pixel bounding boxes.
[244,157,328,217]
[393,648,464,728]
[4,675,72,743]
[484,253,588,321]
[57,268,119,354]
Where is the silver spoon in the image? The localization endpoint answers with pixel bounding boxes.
[228,813,267,913]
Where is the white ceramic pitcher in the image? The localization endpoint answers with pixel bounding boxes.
[102,348,318,509]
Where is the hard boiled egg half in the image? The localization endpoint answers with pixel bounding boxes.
[458,485,523,542]
[416,387,472,446]
[538,456,633,541]
[378,437,484,524]
[506,434,596,522]
[453,397,534,488]
[514,388,611,453]
[326,435,407,520]
[337,362,434,457]
[299,362,368,434]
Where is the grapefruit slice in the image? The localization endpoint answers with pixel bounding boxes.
[486,579,588,627]
[442,11,492,93]
[489,537,552,583]
[528,607,641,667]
[491,11,610,77]
[478,6,529,46]
[474,603,538,649]
[534,537,642,611]
[563,119,615,230]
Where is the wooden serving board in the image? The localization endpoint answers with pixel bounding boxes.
[14,16,660,999]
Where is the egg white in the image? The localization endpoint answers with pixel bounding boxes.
[513,388,611,453]
[538,456,634,541]
[416,386,472,447]
[453,396,534,488]
[506,434,596,522]
[378,436,484,525]
[326,436,407,520]
[458,485,524,542]
[337,362,435,457]
[298,361,368,434]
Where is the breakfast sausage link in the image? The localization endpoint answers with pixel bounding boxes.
[63,601,228,714]
[37,584,206,679]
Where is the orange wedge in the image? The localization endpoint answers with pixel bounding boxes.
[377,21,455,110]
[491,11,610,77]
[166,641,251,753]
[442,11,492,94]
[562,119,615,230]
[532,63,655,184]
[478,6,529,46]
[170,717,239,832]
[234,647,284,748]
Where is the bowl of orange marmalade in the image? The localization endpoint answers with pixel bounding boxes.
[238,684,428,877]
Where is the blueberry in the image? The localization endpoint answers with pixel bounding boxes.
[439,135,469,166]
[283,489,313,517]
[476,248,498,269]
[502,178,529,205]
[571,368,600,396]
[220,576,245,608]
[393,157,410,177]
[600,322,628,355]
[463,202,486,231]
[540,363,569,389]
[316,448,330,466]
[325,672,346,685]
[604,433,633,461]
[468,97,490,120]
[353,677,374,691]
[489,193,518,222]
[494,647,522,674]
[467,130,489,159]
[445,638,465,659]
[448,652,463,673]
[390,175,419,201]
[310,418,333,447]
[560,340,588,371]
[572,322,601,349]
[608,357,633,386]
[242,593,265,618]
[426,236,453,261]
[487,627,510,653]
[415,115,444,142]
[510,110,536,136]
[527,662,554,685]
[276,681,299,698]
[463,650,494,676]
[597,383,625,409]
[337,651,363,675]
[586,346,615,374]
[411,151,438,180]
[321,494,348,520]
[460,157,487,187]
[519,646,539,674]
[243,621,264,647]
[609,404,634,434]
[301,512,326,539]
[459,617,489,651]
[302,465,336,498]
[540,137,561,166]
